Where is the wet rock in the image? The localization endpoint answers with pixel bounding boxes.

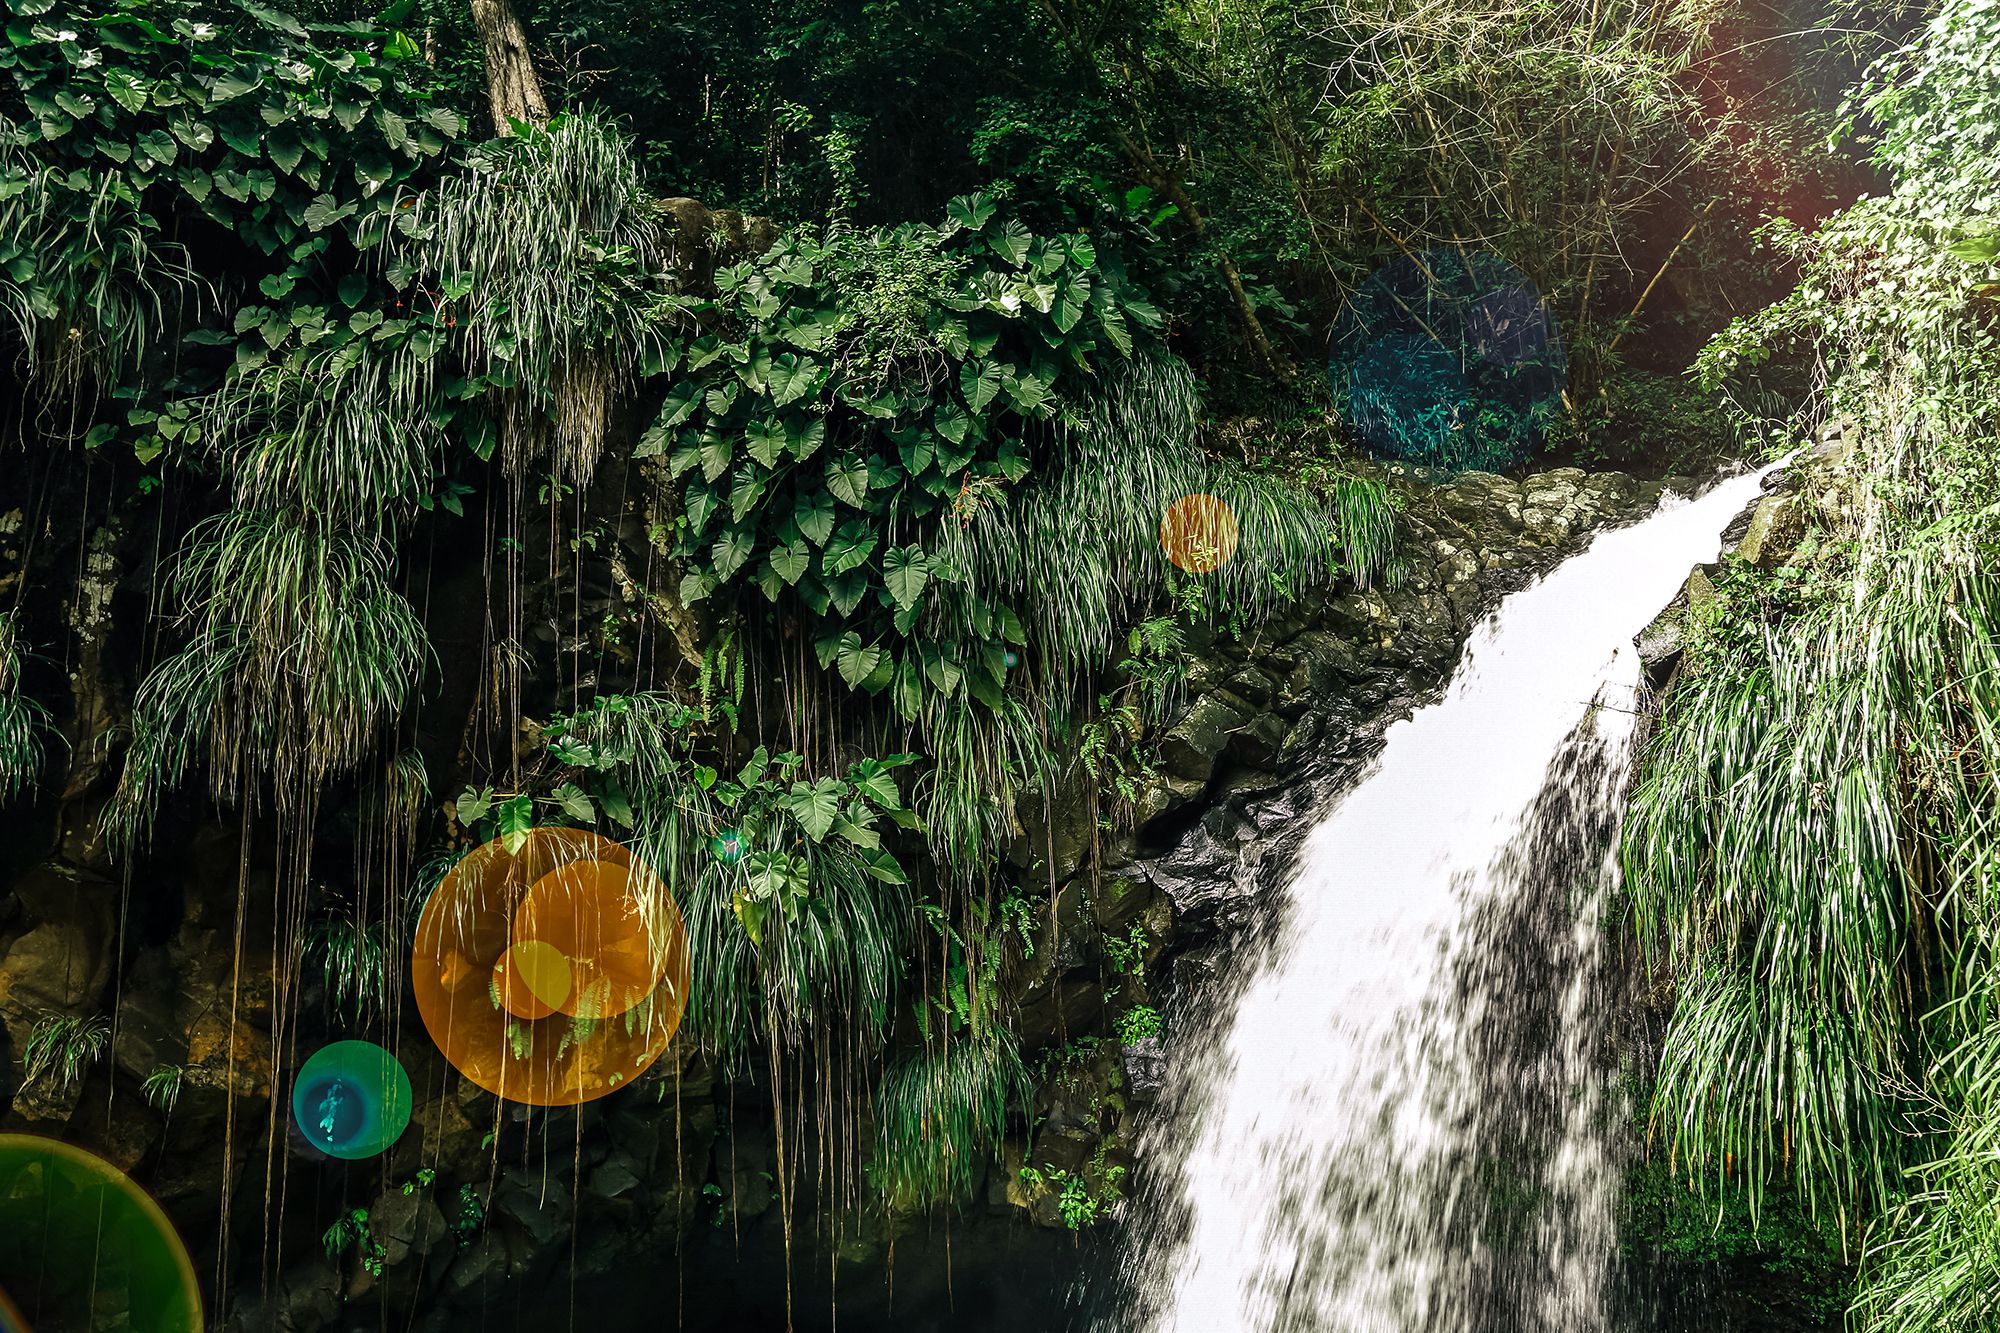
[589,1157,642,1200]
[1158,694,1248,784]
[1222,665,1276,708]
[1138,808,1258,927]
[226,1259,342,1333]
[1087,876,1157,934]
[1121,1037,1169,1103]
[493,1168,573,1249]
[1735,493,1802,568]
[1225,712,1288,769]
[370,1185,450,1267]
[1684,565,1717,613]
[446,1232,511,1298]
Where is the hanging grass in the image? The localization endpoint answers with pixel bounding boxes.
[934,353,1393,696]
[386,113,674,485]
[108,515,427,850]
[867,1027,1030,1211]
[915,690,1053,886]
[195,349,440,529]
[675,839,910,1067]
[0,137,198,397]
[307,918,394,1023]
[0,612,49,801]
[1624,2,2000,1312]
[22,1013,109,1091]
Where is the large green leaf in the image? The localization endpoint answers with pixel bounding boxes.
[768,542,810,585]
[495,794,534,855]
[548,783,597,823]
[834,632,884,689]
[882,545,929,611]
[858,848,909,885]
[781,778,845,840]
[848,759,904,811]
[826,454,870,508]
[892,656,924,720]
[685,482,720,534]
[832,815,880,850]
[768,353,821,406]
[745,416,784,467]
[959,360,1004,413]
[823,520,878,577]
[934,399,971,445]
[700,432,733,481]
[795,489,836,545]
[728,469,766,523]
[946,192,997,231]
[711,527,755,580]
[787,416,826,460]
[989,219,1031,266]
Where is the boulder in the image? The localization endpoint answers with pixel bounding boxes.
[1158,694,1248,784]
[1735,494,1803,568]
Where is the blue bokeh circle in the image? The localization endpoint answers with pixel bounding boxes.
[1329,250,1568,471]
[291,1040,412,1161]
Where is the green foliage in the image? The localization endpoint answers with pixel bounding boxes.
[868,1027,1028,1211]
[1624,1151,1853,1326]
[382,112,676,482]
[1303,0,1732,377]
[141,1063,184,1114]
[450,1183,484,1242]
[1102,924,1149,977]
[546,695,917,1063]
[22,1013,108,1090]
[1628,3,2000,1325]
[307,916,390,1020]
[0,611,49,801]
[0,0,456,406]
[1113,1005,1161,1046]
[649,193,1165,726]
[322,1206,385,1276]
[1017,1149,1128,1230]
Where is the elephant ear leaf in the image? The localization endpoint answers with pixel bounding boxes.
[495,794,534,855]
[781,777,844,840]
[795,489,836,545]
[882,545,930,611]
[826,454,870,507]
[834,631,884,689]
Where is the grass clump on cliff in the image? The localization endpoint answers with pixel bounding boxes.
[1623,4,2000,1326]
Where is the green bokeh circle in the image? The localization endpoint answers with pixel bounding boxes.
[0,1134,203,1333]
[291,1040,413,1161]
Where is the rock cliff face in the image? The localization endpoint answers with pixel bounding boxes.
[0,457,1684,1333]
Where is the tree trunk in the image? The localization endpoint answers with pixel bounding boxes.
[1111,127,1294,381]
[467,0,548,135]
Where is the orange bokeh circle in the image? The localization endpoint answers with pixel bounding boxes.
[1159,494,1240,574]
[413,828,691,1106]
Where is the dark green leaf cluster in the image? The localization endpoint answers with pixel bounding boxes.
[0,0,459,414]
[649,190,1163,722]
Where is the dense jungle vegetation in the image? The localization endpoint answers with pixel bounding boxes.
[0,0,1993,1326]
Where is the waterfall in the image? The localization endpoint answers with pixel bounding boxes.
[1106,470,1771,1333]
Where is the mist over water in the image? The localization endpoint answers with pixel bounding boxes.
[1105,471,1771,1333]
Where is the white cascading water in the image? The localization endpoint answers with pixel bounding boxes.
[1108,470,1771,1333]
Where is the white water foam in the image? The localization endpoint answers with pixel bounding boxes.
[1110,470,1770,1333]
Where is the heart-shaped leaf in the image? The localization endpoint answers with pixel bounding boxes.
[833,633,883,691]
[825,454,869,508]
[795,489,836,546]
[882,545,929,611]
[822,520,878,577]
